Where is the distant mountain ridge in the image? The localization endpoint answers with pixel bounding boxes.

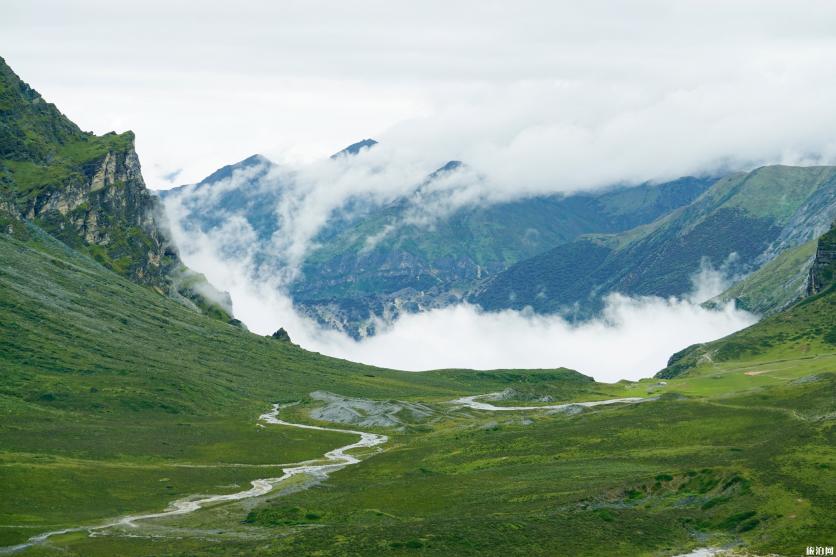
[471,165,836,317]
[164,145,836,337]
[165,148,719,336]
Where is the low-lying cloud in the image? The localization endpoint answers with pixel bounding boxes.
[306,297,756,381]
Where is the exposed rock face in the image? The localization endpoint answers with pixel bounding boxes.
[806,221,836,296]
[271,327,291,342]
[18,135,177,287]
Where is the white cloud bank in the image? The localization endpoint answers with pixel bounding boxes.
[305,297,756,381]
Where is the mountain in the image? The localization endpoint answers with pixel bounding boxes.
[159,153,278,237]
[1,58,831,556]
[292,175,718,336]
[165,151,717,336]
[162,154,275,198]
[330,137,378,158]
[472,165,836,316]
[0,56,230,319]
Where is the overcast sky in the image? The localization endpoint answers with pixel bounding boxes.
[3,1,836,189]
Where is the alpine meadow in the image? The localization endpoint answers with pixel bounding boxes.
[1,2,835,557]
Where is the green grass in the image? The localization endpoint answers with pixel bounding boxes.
[27,375,834,556]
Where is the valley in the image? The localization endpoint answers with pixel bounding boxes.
[0,52,833,557]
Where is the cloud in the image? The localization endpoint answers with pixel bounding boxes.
[161,168,183,183]
[688,254,742,304]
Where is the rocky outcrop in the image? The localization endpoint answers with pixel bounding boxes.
[271,327,292,342]
[17,133,178,287]
[18,138,232,320]
[806,221,836,296]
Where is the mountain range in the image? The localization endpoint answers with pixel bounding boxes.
[473,165,836,315]
[166,145,835,337]
[163,151,722,335]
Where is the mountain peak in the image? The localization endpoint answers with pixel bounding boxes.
[330,138,378,159]
[429,160,464,180]
[196,154,275,186]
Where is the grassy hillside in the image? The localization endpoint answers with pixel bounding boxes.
[0,222,602,548]
[473,166,836,316]
[2,221,834,556]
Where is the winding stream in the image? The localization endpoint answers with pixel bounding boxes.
[452,393,649,411]
[0,404,388,555]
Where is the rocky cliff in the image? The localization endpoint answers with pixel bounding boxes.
[17,131,178,286]
[806,221,836,296]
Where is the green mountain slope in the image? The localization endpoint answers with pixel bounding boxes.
[472,166,836,316]
[708,238,817,315]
